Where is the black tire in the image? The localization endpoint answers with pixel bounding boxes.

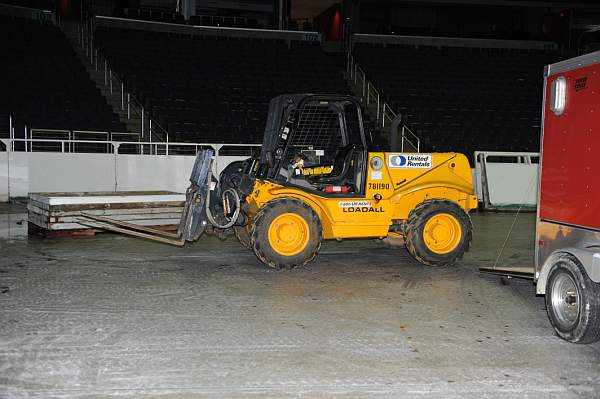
[250,197,322,269]
[405,199,473,267]
[233,226,251,249]
[545,255,600,344]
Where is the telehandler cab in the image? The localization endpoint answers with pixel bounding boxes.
[83,94,478,269]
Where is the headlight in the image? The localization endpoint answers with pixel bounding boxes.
[370,156,383,170]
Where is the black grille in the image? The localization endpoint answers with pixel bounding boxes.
[291,103,342,154]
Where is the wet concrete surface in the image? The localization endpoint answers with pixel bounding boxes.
[0,203,599,398]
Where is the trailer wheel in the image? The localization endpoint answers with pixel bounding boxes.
[233,226,251,249]
[546,255,600,344]
[251,197,322,269]
[405,199,472,267]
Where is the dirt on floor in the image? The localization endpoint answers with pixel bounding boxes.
[1,205,599,398]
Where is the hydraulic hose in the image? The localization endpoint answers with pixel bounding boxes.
[205,187,241,229]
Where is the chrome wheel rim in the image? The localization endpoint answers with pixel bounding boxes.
[550,272,580,329]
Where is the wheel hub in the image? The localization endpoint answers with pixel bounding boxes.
[268,213,310,256]
[551,273,580,329]
[423,213,462,254]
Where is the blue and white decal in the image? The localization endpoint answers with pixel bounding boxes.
[388,154,432,169]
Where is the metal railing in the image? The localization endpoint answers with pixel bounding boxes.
[350,60,386,124]
[3,121,146,151]
[0,137,261,159]
[399,125,420,153]
[27,129,141,153]
[78,21,170,149]
[352,33,558,51]
[94,15,322,43]
[2,118,261,157]
[348,56,420,152]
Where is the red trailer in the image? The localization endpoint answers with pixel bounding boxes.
[536,50,600,343]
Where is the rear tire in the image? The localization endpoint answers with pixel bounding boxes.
[545,255,600,344]
[405,199,472,267]
[251,197,322,269]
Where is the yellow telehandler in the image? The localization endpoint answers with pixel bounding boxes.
[83,94,478,269]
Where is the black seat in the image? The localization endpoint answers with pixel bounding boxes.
[306,144,358,186]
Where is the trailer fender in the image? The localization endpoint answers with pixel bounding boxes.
[537,248,600,294]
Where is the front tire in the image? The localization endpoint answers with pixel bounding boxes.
[545,255,600,344]
[250,198,322,269]
[405,199,472,266]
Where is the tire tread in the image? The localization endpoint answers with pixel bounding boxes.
[546,255,600,344]
[250,197,322,269]
[405,199,473,267]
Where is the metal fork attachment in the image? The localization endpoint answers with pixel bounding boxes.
[78,149,214,245]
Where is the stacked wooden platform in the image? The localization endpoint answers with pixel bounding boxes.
[28,191,185,237]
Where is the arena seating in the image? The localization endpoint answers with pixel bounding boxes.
[95,27,349,143]
[0,15,125,135]
[354,43,558,155]
[116,9,265,29]
[0,0,53,10]
[120,8,185,24]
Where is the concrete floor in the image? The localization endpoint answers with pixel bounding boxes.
[1,203,599,398]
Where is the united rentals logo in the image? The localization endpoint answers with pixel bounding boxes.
[388,154,432,169]
[575,77,587,92]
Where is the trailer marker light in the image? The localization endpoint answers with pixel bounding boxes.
[550,76,567,116]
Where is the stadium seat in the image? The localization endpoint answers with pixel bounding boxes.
[0,15,126,135]
[94,27,350,143]
[354,43,559,155]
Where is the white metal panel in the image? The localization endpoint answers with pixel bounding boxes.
[28,153,115,193]
[214,155,252,176]
[115,155,250,193]
[474,151,540,208]
[0,153,7,202]
[0,152,252,201]
[471,168,481,199]
[115,155,196,193]
[8,153,29,198]
[485,163,538,206]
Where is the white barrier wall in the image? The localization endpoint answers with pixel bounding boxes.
[0,153,9,201]
[29,153,116,193]
[474,151,539,208]
[485,163,538,206]
[1,149,541,208]
[114,155,195,192]
[0,152,249,201]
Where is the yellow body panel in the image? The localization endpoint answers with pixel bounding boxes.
[246,152,478,240]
